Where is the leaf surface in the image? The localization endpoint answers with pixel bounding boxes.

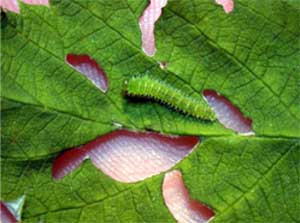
[1,0,299,222]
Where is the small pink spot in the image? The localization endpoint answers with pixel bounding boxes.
[66,54,109,93]
[203,90,253,134]
[21,0,48,6]
[0,201,18,223]
[52,148,87,180]
[215,0,234,14]
[163,170,215,223]
[139,0,168,56]
[0,0,20,14]
[52,129,199,183]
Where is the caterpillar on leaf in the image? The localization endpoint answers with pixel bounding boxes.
[125,75,216,121]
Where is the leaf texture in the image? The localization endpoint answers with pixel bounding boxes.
[1,0,299,222]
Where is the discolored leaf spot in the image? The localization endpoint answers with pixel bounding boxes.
[139,0,168,56]
[21,0,48,6]
[66,54,109,93]
[163,170,215,223]
[203,89,253,134]
[52,129,199,183]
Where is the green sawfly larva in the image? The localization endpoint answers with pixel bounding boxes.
[125,75,216,121]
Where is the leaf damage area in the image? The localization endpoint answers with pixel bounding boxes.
[203,89,253,134]
[52,129,199,183]
[139,0,168,56]
[0,0,48,14]
[215,0,234,13]
[0,196,25,223]
[0,201,17,223]
[66,54,109,93]
[163,170,215,223]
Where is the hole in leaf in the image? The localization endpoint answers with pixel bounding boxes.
[215,0,234,13]
[66,54,109,93]
[0,195,25,223]
[52,129,199,183]
[203,89,253,134]
[139,0,168,56]
[0,0,49,14]
[163,170,215,223]
[0,0,19,13]
[0,201,17,223]
[52,148,87,180]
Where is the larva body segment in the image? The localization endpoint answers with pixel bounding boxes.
[125,75,216,121]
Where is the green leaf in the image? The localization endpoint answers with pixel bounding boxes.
[1,0,299,222]
[1,138,299,222]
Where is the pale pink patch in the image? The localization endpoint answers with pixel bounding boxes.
[163,170,214,223]
[52,148,87,180]
[0,0,20,13]
[203,90,253,134]
[0,0,48,13]
[52,129,199,183]
[21,0,48,5]
[0,202,18,223]
[66,54,109,93]
[139,0,168,56]
[215,0,234,13]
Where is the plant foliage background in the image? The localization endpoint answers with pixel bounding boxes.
[1,0,300,222]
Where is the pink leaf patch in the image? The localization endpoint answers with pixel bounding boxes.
[139,0,168,56]
[203,90,253,134]
[0,0,48,14]
[52,129,199,183]
[66,54,109,93]
[0,0,19,13]
[163,170,215,223]
[21,0,48,5]
[0,202,18,223]
[215,0,234,14]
